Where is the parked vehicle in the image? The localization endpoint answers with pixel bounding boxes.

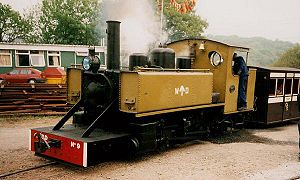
[0,68,46,84]
[42,67,66,84]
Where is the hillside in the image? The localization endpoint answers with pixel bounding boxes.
[207,35,296,66]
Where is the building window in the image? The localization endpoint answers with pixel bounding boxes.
[48,51,61,67]
[76,52,88,66]
[0,50,12,66]
[76,51,88,57]
[16,50,45,67]
[30,50,45,67]
[99,52,105,65]
[16,50,30,66]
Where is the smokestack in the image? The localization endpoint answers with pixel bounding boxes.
[106,21,121,70]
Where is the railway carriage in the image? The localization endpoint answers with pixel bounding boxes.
[249,66,300,125]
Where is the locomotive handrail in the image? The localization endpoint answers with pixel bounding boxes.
[81,98,117,138]
[52,99,82,130]
[135,67,210,73]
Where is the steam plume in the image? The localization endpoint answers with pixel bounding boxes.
[102,0,167,66]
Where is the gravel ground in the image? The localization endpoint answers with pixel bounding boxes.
[0,116,299,180]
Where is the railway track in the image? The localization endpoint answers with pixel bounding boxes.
[0,161,58,178]
[0,83,72,116]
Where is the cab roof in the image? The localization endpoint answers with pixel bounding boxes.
[167,38,250,52]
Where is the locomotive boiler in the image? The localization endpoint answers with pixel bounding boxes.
[30,21,258,167]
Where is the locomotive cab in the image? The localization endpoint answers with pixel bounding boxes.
[167,39,256,113]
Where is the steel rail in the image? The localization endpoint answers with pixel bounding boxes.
[0,161,58,178]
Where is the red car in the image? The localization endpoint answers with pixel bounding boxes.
[0,68,46,84]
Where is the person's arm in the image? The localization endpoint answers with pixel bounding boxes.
[236,60,242,75]
[233,61,240,75]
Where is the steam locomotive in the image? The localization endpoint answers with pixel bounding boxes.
[30,21,300,167]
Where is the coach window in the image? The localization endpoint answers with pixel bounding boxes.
[30,50,45,67]
[276,79,284,96]
[285,79,292,95]
[16,50,30,66]
[269,78,276,96]
[293,79,299,94]
[0,50,12,67]
[48,51,61,67]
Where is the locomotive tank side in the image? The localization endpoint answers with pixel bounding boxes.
[120,70,213,116]
[66,68,82,104]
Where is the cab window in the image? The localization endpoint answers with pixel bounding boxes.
[208,51,223,67]
[232,51,249,75]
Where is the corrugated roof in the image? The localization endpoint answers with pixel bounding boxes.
[0,42,106,52]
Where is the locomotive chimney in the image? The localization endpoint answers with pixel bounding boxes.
[106,21,120,70]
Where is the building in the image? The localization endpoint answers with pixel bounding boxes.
[0,42,106,74]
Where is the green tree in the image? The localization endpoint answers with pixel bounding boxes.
[0,3,31,42]
[162,0,208,42]
[273,45,300,68]
[35,0,102,45]
[23,4,43,43]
